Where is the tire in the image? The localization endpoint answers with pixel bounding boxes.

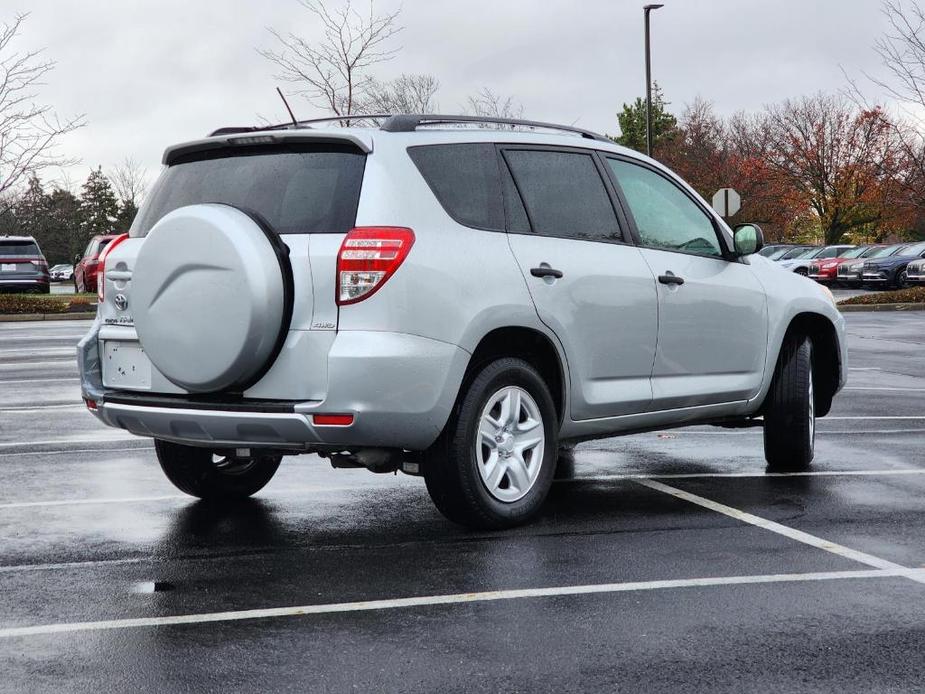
[423,358,558,530]
[896,270,911,290]
[795,267,808,276]
[154,439,281,500]
[763,335,815,471]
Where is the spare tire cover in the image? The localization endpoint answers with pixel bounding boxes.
[132,204,287,393]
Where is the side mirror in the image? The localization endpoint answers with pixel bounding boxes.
[733,223,764,256]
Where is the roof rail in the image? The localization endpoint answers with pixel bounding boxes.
[208,113,611,142]
[379,114,610,142]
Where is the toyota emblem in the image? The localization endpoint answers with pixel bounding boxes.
[114,294,128,311]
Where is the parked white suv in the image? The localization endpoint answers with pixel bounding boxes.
[78,115,847,529]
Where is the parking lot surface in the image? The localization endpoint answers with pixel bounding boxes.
[0,312,923,692]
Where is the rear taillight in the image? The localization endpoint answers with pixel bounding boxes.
[97,233,129,301]
[29,260,48,273]
[336,227,415,305]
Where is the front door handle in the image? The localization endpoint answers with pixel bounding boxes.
[530,266,564,279]
[658,272,685,286]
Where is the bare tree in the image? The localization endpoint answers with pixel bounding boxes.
[260,0,402,118]
[870,1,925,116]
[361,73,439,114]
[110,156,147,206]
[0,13,85,197]
[464,87,523,120]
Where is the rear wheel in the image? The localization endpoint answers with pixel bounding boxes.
[763,335,815,471]
[154,439,281,500]
[423,358,558,529]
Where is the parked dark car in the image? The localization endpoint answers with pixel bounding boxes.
[74,235,118,293]
[861,241,925,289]
[0,236,50,293]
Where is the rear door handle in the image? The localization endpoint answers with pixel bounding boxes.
[530,266,564,279]
[658,273,685,286]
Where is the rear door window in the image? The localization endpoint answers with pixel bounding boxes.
[131,144,366,237]
[502,149,622,242]
[407,143,505,231]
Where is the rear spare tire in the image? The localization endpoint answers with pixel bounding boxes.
[155,439,281,500]
[132,204,292,393]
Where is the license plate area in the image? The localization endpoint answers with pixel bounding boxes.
[102,341,152,390]
[1,263,19,272]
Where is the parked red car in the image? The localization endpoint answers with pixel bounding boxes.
[74,235,118,293]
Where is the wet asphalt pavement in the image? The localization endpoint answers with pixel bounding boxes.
[0,312,924,692]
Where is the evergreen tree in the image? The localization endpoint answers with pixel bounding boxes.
[14,175,48,242]
[79,167,119,244]
[611,83,678,156]
[46,188,83,264]
[115,198,138,233]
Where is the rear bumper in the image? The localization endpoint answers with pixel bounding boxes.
[79,321,470,451]
[0,277,49,291]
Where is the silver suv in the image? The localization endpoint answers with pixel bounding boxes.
[78,115,847,529]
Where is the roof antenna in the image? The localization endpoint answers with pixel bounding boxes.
[276,87,299,127]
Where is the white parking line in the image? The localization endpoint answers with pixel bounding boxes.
[0,377,80,384]
[0,445,154,458]
[635,479,925,583]
[0,404,84,413]
[0,437,140,450]
[844,386,925,392]
[568,469,925,482]
[0,568,912,639]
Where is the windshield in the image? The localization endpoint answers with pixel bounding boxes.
[898,242,925,257]
[758,246,780,257]
[841,246,869,259]
[131,144,366,237]
[813,246,849,259]
[781,247,814,259]
[768,247,793,259]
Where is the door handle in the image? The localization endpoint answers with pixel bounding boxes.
[530,266,564,279]
[658,273,685,286]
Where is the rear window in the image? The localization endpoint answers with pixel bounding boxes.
[131,144,366,237]
[407,144,504,231]
[0,240,40,256]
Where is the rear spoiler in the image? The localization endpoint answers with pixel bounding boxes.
[162,130,373,165]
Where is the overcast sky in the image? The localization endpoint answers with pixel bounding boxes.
[12,0,898,191]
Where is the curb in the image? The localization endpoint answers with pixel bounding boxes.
[0,312,95,323]
[838,302,925,312]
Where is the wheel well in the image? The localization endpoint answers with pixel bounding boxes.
[466,327,566,423]
[784,313,840,416]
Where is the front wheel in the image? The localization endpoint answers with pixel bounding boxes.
[763,335,815,471]
[423,358,558,529]
[154,439,281,500]
[896,270,912,290]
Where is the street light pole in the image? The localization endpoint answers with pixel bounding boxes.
[644,3,663,158]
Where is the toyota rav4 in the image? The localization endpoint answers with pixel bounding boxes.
[77,115,847,529]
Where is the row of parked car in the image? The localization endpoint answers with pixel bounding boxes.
[0,233,121,294]
[759,241,925,289]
